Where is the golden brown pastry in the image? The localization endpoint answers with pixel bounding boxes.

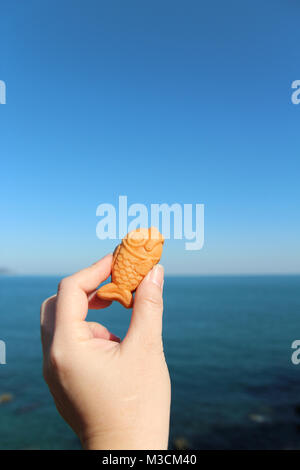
[97,227,164,308]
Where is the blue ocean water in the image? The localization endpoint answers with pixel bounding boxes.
[0,275,300,449]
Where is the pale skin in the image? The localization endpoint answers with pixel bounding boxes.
[40,254,171,450]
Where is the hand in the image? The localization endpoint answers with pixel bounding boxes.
[40,254,171,450]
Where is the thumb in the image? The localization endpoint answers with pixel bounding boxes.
[124,264,164,349]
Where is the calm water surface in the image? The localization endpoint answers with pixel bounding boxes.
[0,275,300,449]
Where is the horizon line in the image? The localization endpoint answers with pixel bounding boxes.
[1,272,300,278]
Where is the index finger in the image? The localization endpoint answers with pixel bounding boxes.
[55,253,113,326]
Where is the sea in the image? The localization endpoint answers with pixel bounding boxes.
[0,275,300,450]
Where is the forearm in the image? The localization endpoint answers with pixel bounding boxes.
[82,428,169,450]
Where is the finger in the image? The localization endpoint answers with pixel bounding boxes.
[123,264,164,349]
[40,289,112,352]
[87,322,121,342]
[55,253,113,326]
[40,295,57,356]
[87,290,112,309]
[65,253,113,294]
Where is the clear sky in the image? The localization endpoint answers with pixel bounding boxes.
[0,0,299,275]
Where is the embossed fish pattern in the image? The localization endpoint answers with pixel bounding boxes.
[97,227,164,308]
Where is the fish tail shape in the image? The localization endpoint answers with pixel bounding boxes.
[97,282,133,309]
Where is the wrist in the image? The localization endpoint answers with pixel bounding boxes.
[81,428,168,450]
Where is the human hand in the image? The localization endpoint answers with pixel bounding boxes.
[40,254,171,450]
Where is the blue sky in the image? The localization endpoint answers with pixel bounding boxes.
[0,0,299,275]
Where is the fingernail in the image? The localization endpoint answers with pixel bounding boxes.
[148,264,164,289]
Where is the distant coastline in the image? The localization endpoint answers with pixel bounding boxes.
[0,268,12,275]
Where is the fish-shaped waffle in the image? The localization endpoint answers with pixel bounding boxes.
[97,227,164,308]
